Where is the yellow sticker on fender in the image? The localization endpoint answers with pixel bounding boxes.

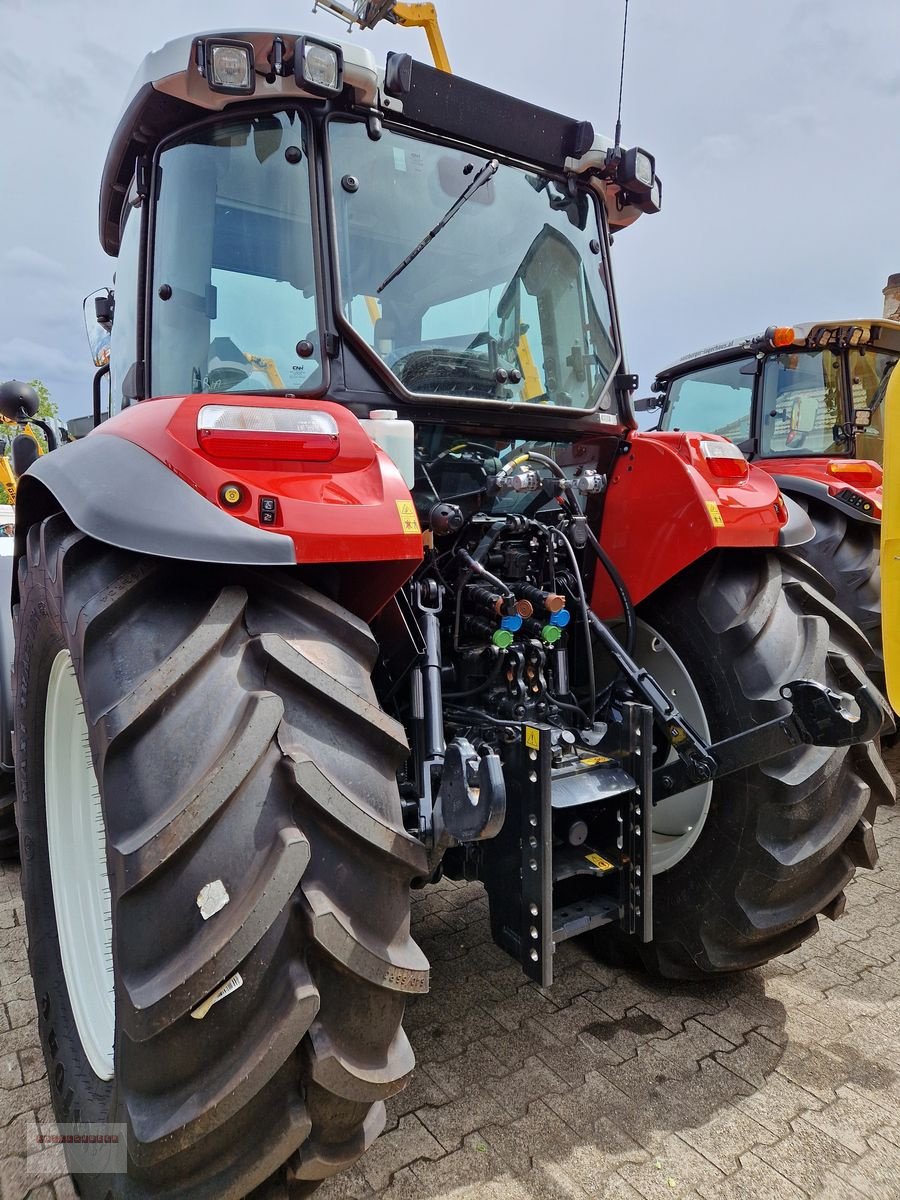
[396,500,421,534]
[705,501,725,528]
[525,726,540,749]
[585,852,615,872]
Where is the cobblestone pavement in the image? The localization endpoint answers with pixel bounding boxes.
[3,751,900,1200]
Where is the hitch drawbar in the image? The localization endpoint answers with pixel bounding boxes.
[480,704,654,988]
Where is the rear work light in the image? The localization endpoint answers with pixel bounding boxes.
[197,39,256,95]
[197,405,340,461]
[699,439,750,480]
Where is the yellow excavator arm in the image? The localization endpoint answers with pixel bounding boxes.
[314,0,452,72]
[881,363,900,711]
[390,3,451,72]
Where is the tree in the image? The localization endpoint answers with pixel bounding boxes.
[29,379,59,424]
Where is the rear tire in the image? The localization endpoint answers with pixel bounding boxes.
[16,514,428,1198]
[0,781,16,860]
[791,495,883,689]
[596,550,895,979]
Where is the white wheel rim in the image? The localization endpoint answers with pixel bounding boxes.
[607,620,713,875]
[45,650,115,1080]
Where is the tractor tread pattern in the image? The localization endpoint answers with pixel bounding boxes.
[628,550,894,979]
[15,517,425,1199]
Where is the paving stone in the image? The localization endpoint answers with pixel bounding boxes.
[617,1133,725,1198]
[409,1132,548,1198]
[4,779,900,1200]
[732,1071,825,1138]
[356,1114,444,1192]
[833,1132,900,1200]
[755,1122,859,1195]
[695,1151,806,1200]
[420,1039,509,1100]
[797,1083,900,1155]
[675,1104,779,1173]
[416,1083,509,1152]
[485,1055,569,1118]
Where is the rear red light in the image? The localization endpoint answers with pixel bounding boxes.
[197,404,340,462]
[699,439,750,480]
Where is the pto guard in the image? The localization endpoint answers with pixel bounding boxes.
[15,396,423,622]
[592,431,790,617]
[882,364,900,712]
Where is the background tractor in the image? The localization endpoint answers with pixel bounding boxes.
[645,319,899,694]
[3,24,894,1200]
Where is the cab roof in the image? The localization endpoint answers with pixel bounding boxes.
[99,29,648,255]
[654,318,900,386]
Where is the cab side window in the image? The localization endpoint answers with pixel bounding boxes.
[662,358,755,443]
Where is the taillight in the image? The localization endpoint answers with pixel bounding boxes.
[699,439,750,480]
[197,404,340,461]
[827,461,878,486]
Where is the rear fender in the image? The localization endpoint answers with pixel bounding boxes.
[15,396,423,621]
[591,431,789,617]
[761,458,882,526]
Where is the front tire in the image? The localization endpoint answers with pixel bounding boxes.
[598,550,894,979]
[16,514,428,1198]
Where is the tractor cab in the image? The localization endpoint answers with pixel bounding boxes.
[92,30,660,449]
[651,320,899,488]
[649,320,900,695]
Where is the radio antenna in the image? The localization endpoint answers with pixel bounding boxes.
[613,0,630,150]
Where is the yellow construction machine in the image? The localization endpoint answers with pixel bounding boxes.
[314,0,451,71]
[882,365,900,712]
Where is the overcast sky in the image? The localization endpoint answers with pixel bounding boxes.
[1,0,898,417]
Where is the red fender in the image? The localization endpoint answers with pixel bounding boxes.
[591,431,788,618]
[96,395,423,621]
[755,455,882,520]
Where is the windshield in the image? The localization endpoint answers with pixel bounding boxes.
[151,112,320,397]
[759,350,843,456]
[661,358,755,441]
[328,119,618,409]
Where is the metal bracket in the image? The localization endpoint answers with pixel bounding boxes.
[621,703,653,942]
[654,674,885,801]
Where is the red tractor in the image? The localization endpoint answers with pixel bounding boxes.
[645,320,899,692]
[2,26,893,1199]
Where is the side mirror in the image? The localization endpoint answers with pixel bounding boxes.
[83,289,113,367]
[633,394,663,412]
[789,394,819,436]
[10,433,39,477]
[0,379,39,422]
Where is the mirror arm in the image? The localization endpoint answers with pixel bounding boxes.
[93,363,110,430]
[28,418,57,454]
